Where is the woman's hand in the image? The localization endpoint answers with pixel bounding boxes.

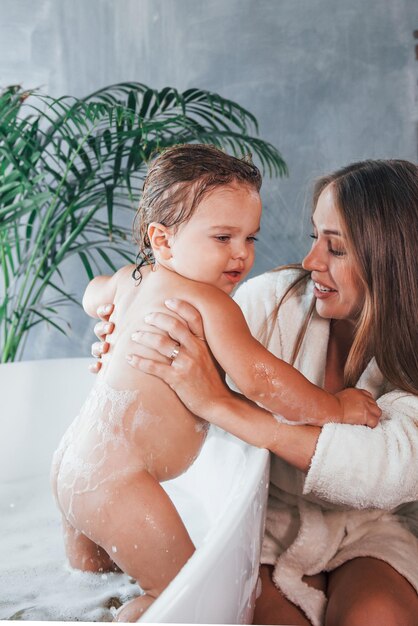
[127,299,322,470]
[89,303,115,373]
[127,299,232,417]
[125,298,325,469]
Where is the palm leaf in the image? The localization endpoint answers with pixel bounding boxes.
[0,82,287,362]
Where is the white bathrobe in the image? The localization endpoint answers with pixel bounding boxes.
[233,269,418,626]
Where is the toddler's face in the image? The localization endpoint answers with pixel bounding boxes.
[168,182,262,294]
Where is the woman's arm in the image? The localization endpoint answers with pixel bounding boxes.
[145,287,380,427]
[197,390,320,474]
[94,294,416,508]
[126,299,320,472]
[130,308,418,507]
[304,390,418,508]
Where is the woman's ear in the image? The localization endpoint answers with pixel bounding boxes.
[148,222,173,260]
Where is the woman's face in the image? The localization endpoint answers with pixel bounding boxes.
[302,185,365,322]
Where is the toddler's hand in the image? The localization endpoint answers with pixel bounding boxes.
[334,388,382,427]
[89,303,115,373]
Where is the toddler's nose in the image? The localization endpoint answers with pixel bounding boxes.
[231,242,249,260]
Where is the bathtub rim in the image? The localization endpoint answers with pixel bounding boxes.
[141,439,269,623]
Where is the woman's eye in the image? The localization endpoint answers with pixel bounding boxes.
[329,247,346,257]
[310,232,345,257]
[247,236,258,242]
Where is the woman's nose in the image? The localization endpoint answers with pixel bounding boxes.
[302,243,327,272]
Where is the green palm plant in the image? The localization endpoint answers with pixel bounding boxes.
[0,82,287,362]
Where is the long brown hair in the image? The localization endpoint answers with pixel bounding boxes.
[270,159,418,395]
[132,143,262,280]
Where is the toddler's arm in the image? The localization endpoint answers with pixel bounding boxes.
[191,286,380,427]
[82,265,132,318]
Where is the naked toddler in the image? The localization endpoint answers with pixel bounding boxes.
[51,144,380,622]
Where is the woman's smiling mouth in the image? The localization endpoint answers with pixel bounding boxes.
[313,280,337,298]
[314,281,336,293]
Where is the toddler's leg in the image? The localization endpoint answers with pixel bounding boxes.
[62,516,120,573]
[96,471,195,622]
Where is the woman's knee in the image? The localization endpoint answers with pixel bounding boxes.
[326,590,417,626]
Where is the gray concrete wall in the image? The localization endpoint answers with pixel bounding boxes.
[1,0,417,359]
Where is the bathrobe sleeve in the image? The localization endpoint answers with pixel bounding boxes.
[236,270,418,511]
[303,391,418,509]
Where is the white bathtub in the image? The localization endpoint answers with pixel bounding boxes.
[0,358,269,623]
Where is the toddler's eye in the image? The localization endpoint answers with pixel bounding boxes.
[247,236,258,242]
[215,235,230,242]
[309,233,318,240]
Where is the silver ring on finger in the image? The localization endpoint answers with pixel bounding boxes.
[169,345,180,362]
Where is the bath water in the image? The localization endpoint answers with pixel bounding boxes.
[0,472,209,621]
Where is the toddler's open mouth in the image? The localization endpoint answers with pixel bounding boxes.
[224,271,242,283]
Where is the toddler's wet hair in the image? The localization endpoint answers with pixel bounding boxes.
[133,143,262,280]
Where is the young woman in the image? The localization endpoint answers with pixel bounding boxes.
[92,159,418,626]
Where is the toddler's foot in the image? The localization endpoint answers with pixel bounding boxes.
[114,594,155,622]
